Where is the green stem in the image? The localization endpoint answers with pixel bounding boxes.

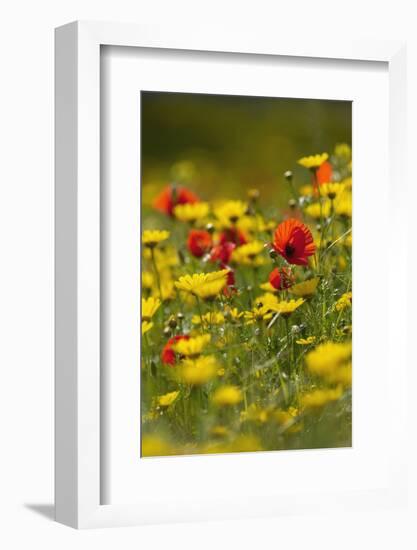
[284,316,293,370]
[313,168,328,272]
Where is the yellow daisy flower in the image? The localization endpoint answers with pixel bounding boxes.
[255,292,280,311]
[297,153,329,169]
[172,334,211,357]
[224,307,244,321]
[300,386,344,410]
[296,336,316,345]
[341,177,352,190]
[289,277,320,298]
[152,278,175,301]
[142,271,154,289]
[237,214,275,234]
[141,321,153,335]
[212,385,243,406]
[319,182,345,200]
[157,390,180,408]
[143,246,179,269]
[305,341,352,386]
[142,229,170,248]
[335,291,352,312]
[176,355,218,385]
[244,305,273,324]
[334,192,352,217]
[327,363,352,386]
[174,269,229,300]
[271,298,305,317]
[141,296,161,321]
[231,240,266,266]
[173,202,210,223]
[195,274,229,300]
[214,200,248,227]
[299,184,314,197]
[306,341,351,373]
[304,200,331,219]
[192,311,225,325]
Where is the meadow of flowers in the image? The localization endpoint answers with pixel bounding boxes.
[141,144,352,457]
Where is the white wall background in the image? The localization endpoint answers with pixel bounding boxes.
[0,1,415,548]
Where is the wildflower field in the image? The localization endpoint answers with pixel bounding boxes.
[141,94,352,457]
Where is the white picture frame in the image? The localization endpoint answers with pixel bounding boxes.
[55,21,407,529]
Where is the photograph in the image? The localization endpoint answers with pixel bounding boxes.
[0,4,411,543]
[140,91,352,457]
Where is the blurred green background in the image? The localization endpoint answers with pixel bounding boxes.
[141,91,351,207]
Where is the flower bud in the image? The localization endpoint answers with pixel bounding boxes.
[168,317,177,329]
[284,170,293,182]
[291,325,301,335]
[247,188,260,201]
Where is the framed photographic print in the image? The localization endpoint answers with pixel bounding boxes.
[55,21,408,528]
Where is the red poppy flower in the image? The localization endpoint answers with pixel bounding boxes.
[268,267,295,290]
[153,185,199,216]
[222,267,236,296]
[161,335,190,366]
[210,241,236,265]
[224,267,235,287]
[273,218,316,266]
[314,160,333,188]
[187,230,212,258]
[219,228,247,246]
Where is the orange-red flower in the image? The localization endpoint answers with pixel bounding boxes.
[225,268,235,287]
[153,185,199,216]
[210,241,236,265]
[187,230,212,258]
[161,335,190,366]
[222,268,236,296]
[268,267,295,290]
[273,219,316,266]
[314,160,333,188]
[219,228,247,246]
